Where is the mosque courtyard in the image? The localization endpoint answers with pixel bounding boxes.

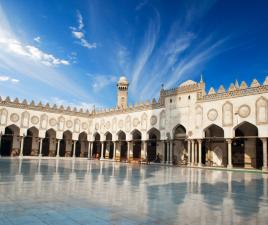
[0,158,267,225]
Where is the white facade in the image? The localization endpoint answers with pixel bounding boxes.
[0,76,268,171]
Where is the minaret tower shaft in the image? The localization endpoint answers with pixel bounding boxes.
[117,76,129,109]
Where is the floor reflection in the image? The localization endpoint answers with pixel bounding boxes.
[0,158,267,225]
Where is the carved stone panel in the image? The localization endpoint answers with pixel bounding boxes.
[141,113,147,131]
[125,115,131,132]
[74,119,80,133]
[31,116,39,125]
[112,118,117,132]
[21,111,30,128]
[238,104,250,118]
[82,122,88,130]
[160,110,166,130]
[105,121,111,130]
[100,119,105,133]
[95,122,99,131]
[195,106,203,129]
[10,113,19,123]
[49,118,57,127]
[222,102,233,126]
[66,120,73,129]
[58,117,65,131]
[40,114,48,129]
[133,118,139,127]
[150,115,157,126]
[207,109,218,121]
[118,120,124,129]
[256,97,268,124]
[0,108,8,125]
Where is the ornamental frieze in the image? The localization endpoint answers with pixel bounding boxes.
[31,116,39,125]
[207,109,218,121]
[238,104,251,118]
[150,115,157,126]
[10,113,19,123]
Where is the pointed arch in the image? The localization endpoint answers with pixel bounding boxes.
[173,124,186,140]
[23,126,39,156]
[204,124,224,138]
[42,128,56,156]
[0,124,20,156]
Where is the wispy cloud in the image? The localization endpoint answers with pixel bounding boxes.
[129,10,160,94]
[34,36,41,43]
[136,0,149,11]
[0,4,91,100]
[0,75,19,83]
[70,11,97,49]
[0,38,69,66]
[87,73,117,92]
[127,0,232,101]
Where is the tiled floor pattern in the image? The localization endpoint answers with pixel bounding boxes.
[0,159,267,225]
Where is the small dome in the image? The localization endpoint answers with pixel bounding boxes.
[179,80,197,87]
[118,76,128,84]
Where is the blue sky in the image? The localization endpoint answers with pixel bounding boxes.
[0,0,268,109]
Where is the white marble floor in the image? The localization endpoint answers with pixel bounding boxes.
[0,158,267,225]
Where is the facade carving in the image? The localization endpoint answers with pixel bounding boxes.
[238,104,251,118]
[0,76,268,171]
[222,102,233,126]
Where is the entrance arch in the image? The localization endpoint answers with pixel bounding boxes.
[172,124,187,164]
[92,133,101,159]
[23,127,39,156]
[117,131,127,161]
[233,121,262,169]
[0,125,20,156]
[42,129,56,156]
[60,130,72,157]
[131,129,141,160]
[204,124,225,166]
[104,132,113,159]
[75,132,88,157]
[147,128,160,162]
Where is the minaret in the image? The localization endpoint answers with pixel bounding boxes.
[117,76,129,109]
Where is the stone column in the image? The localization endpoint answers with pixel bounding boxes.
[113,141,116,161]
[127,141,130,161]
[227,139,233,168]
[88,142,91,159]
[187,140,191,165]
[166,142,170,164]
[198,139,202,167]
[261,138,268,171]
[72,141,77,158]
[141,141,147,160]
[100,142,104,160]
[19,136,24,158]
[170,141,173,164]
[56,139,60,157]
[0,133,2,157]
[191,140,195,165]
[161,141,165,163]
[39,138,43,157]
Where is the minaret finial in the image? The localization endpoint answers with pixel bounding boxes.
[200,72,204,83]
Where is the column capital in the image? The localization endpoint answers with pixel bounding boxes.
[197,139,202,144]
[260,138,267,142]
[226,138,232,144]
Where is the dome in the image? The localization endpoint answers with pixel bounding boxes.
[118,76,128,84]
[179,80,197,87]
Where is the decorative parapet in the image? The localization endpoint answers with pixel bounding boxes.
[160,82,204,97]
[0,96,164,118]
[199,78,268,102]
